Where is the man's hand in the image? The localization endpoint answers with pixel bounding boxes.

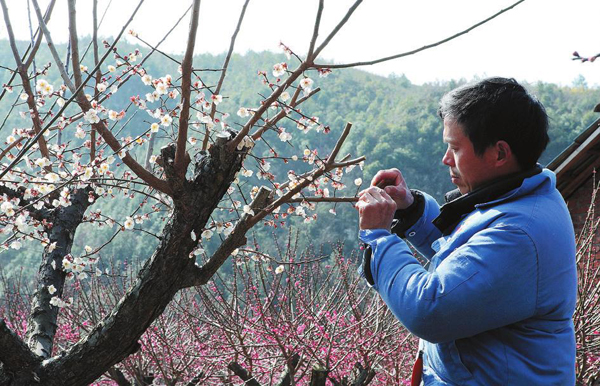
[356,186,397,230]
[371,168,414,210]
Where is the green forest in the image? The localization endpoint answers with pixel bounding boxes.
[0,40,598,278]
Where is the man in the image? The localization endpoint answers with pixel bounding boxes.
[356,77,577,385]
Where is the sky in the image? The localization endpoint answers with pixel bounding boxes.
[1,0,599,87]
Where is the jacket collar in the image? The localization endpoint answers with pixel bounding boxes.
[432,165,543,235]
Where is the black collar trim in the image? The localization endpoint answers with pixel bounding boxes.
[432,165,543,235]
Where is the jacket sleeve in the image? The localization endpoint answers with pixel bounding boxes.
[359,225,538,343]
[400,192,442,260]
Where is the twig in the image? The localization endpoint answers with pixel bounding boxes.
[307,0,324,58]
[203,0,251,151]
[313,0,527,69]
[311,0,363,60]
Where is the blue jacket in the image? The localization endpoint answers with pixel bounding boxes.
[359,169,577,385]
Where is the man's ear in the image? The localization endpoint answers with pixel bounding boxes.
[495,140,513,165]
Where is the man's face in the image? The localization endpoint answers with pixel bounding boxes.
[442,119,499,194]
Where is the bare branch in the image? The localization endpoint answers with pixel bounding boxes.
[287,196,358,204]
[174,0,201,175]
[0,319,40,373]
[23,0,56,71]
[228,362,262,386]
[91,0,101,161]
[311,0,363,60]
[326,122,352,166]
[67,0,83,90]
[307,0,324,58]
[203,0,251,150]
[314,0,527,69]
[31,0,77,92]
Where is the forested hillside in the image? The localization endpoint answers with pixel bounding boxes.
[0,40,597,278]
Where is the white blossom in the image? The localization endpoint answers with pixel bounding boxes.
[84,109,100,124]
[124,216,134,230]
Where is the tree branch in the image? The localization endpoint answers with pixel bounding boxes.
[228,362,261,386]
[311,0,363,60]
[174,0,201,175]
[307,0,324,58]
[313,0,527,69]
[251,87,320,141]
[184,186,272,288]
[326,122,352,166]
[0,0,52,164]
[67,0,83,90]
[229,62,310,151]
[203,0,251,150]
[0,319,40,373]
[23,0,56,71]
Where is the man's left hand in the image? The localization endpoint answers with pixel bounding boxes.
[356,186,397,230]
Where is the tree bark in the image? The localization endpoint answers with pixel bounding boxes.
[26,188,94,358]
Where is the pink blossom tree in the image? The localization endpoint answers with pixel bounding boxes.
[0,0,525,384]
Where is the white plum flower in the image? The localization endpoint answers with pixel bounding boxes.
[299,78,313,95]
[280,91,290,102]
[141,74,153,86]
[48,284,57,295]
[84,245,93,253]
[211,94,223,105]
[107,65,116,72]
[81,167,93,181]
[124,217,135,230]
[237,107,250,117]
[275,265,285,274]
[45,173,59,183]
[278,129,292,142]
[108,110,119,121]
[96,83,108,93]
[201,229,213,240]
[19,93,28,101]
[10,241,22,250]
[35,157,51,168]
[75,127,86,139]
[1,202,15,216]
[160,114,172,126]
[272,62,287,77]
[84,109,100,124]
[150,122,159,133]
[49,296,64,308]
[155,82,168,95]
[354,178,363,186]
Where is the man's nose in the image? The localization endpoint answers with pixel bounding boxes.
[442,150,453,166]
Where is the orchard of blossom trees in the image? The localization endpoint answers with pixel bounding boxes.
[0,0,569,385]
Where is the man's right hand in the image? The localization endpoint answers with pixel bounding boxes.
[370,168,414,210]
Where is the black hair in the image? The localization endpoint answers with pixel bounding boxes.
[438,77,549,169]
